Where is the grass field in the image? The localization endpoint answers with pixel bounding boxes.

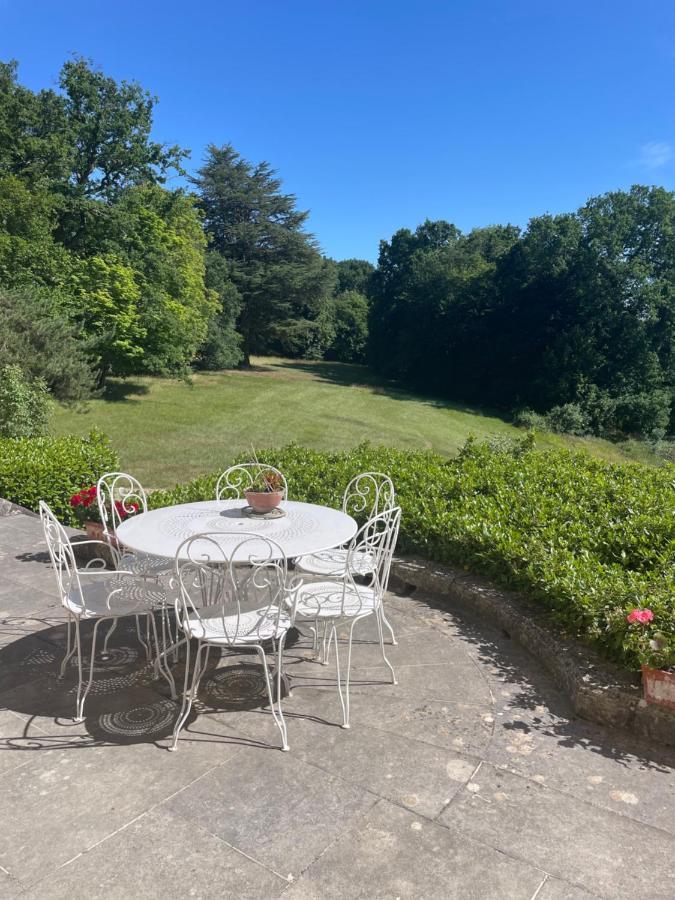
[52,357,655,488]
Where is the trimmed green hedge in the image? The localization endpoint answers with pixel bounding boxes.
[150,438,675,671]
[0,429,119,526]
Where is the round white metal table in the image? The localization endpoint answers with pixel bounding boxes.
[115,499,358,563]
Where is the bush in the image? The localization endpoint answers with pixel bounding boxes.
[544,402,590,435]
[513,408,548,431]
[0,429,119,525]
[151,439,675,671]
[0,365,51,438]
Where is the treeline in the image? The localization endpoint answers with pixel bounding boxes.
[368,189,675,439]
[1,57,673,442]
[0,57,369,432]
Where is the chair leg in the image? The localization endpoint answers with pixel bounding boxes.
[75,617,104,722]
[376,607,397,685]
[257,644,289,751]
[149,612,176,699]
[101,617,118,659]
[380,606,397,646]
[134,614,151,660]
[169,639,206,751]
[330,623,349,729]
[191,644,211,696]
[59,613,76,678]
[320,619,331,665]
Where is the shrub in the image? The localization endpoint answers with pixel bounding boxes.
[0,364,51,438]
[614,390,671,440]
[0,429,118,525]
[513,408,548,431]
[544,402,590,435]
[151,439,675,671]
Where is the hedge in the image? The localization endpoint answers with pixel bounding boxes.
[0,429,119,526]
[150,438,675,671]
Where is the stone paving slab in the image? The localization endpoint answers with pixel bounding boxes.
[440,765,675,900]
[0,510,673,899]
[20,807,286,900]
[283,800,546,900]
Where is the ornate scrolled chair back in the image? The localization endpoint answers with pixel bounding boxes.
[343,472,395,522]
[40,500,79,606]
[174,532,288,646]
[96,472,148,543]
[324,505,402,618]
[215,463,288,502]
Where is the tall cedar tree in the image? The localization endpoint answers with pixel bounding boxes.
[193,144,334,365]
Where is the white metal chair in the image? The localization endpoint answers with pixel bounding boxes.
[292,506,401,729]
[295,472,397,649]
[170,532,296,752]
[97,471,170,578]
[215,463,288,501]
[40,501,170,721]
[97,471,177,682]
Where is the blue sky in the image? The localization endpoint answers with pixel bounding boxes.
[1,1,673,261]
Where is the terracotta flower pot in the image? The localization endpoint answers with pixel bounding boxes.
[244,489,284,514]
[84,520,105,541]
[641,664,675,710]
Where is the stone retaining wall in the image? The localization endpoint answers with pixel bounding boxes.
[390,556,675,747]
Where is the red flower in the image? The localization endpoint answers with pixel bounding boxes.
[626,608,654,625]
[70,494,81,507]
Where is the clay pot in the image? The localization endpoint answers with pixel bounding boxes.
[84,520,105,541]
[244,489,284,514]
[641,664,675,710]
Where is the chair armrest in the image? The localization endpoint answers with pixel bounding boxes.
[73,539,121,569]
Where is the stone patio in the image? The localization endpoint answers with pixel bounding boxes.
[0,509,673,899]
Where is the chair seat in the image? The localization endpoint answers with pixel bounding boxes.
[65,575,163,619]
[294,581,378,620]
[295,548,375,578]
[183,605,291,645]
[120,551,172,579]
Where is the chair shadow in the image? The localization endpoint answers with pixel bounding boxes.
[0,618,300,753]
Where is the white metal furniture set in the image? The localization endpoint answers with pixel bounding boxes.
[40,466,401,751]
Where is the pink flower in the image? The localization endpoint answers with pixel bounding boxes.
[626,608,654,625]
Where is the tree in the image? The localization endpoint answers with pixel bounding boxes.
[335,258,375,296]
[0,61,71,186]
[195,251,243,370]
[66,185,217,381]
[0,287,95,401]
[58,57,187,201]
[193,143,335,364]
[327,291,369,362]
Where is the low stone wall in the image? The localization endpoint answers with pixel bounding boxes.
[390,556,675,748]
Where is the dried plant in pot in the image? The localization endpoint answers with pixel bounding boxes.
[243,469,285,513]
[625,607,675,710]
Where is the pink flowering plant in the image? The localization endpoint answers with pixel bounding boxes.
[623,605,674,670]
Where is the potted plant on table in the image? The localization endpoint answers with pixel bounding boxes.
[625,607,675,710]
[69,485,139,541]
[244,469,285,514]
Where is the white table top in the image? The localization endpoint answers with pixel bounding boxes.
[115,499,358,563]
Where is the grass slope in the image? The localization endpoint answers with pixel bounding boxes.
[52,357,655,488]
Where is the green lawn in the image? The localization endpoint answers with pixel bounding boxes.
[52,357,656,488]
